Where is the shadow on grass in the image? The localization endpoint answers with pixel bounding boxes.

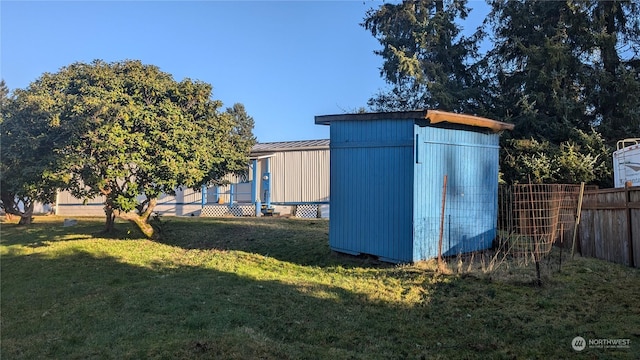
[0,246,446,359]
[0,217,396,269]
[0,217,146,247]
[157,217,394,269]
[2,222,639,359]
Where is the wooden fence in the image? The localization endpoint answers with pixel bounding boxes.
[578,186,640,268]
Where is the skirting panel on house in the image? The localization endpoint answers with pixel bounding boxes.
[294,204,319,218]
[200,205,255,217]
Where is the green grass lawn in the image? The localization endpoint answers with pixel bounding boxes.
[1,216,638,359]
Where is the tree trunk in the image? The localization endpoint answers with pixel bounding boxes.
[104,205,116,233]
[18,202,34,225]
[1,192,34,225]
[118,197,158,240]
[123,214,156,239]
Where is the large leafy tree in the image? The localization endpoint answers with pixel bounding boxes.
[11,60,255,237]
[362,0,486,113]
[1,80,63,224]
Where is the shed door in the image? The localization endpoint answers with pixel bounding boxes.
[413,126,500,260]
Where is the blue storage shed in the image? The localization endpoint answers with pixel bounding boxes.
[315,110,514,263]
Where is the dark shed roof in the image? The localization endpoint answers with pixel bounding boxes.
[315,110,514,133]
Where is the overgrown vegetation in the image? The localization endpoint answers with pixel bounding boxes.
[2,216,638,359]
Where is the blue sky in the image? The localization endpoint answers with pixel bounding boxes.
[1,1,489,143]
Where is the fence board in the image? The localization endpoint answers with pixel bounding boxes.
[633,207,640,267]
[631,190,640,267]
[578,187,638,267]
[579,209,592,257]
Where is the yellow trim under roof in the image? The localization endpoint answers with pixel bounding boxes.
[426,110,515,132]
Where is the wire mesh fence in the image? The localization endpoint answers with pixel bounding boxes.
[497,184,584,259]
[434,183,586,283]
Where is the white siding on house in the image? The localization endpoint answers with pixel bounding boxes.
[56,190,105,216]
[270,149,329,203]
[56,187,206,216]
[52,139,331,216]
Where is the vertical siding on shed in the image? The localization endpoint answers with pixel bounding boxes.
[413,125,499,261]
[329,119,414,263]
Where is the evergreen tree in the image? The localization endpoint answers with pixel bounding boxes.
[485,0,638,185]
[362,0,486,113]
[224,103,257,176]
[586,0,640,141]
[486,0,592,142]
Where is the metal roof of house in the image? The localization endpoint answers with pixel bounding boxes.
[251,139,330,154]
